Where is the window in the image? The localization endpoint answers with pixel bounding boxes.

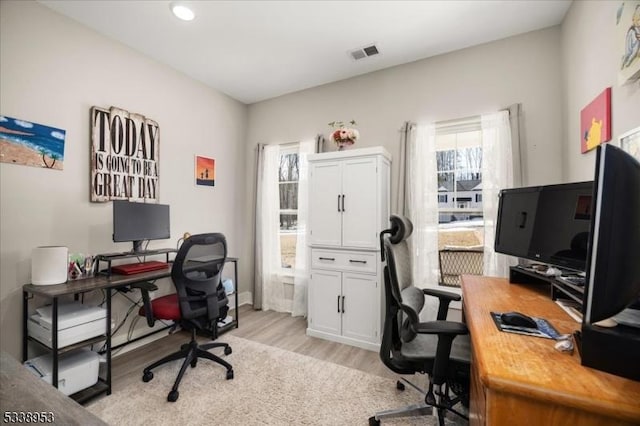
[435,126,483,250]
[278,146,299,269]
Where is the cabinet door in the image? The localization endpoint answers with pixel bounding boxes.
[341,272,379,343]
[341,157,378,248]
[308,270,342,336]
[308,161,342,247]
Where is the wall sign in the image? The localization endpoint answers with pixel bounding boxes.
[90,106,160,203]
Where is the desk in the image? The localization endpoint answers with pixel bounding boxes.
[22,257,239,403]
[0,351,107,425]
[461,275,640,426]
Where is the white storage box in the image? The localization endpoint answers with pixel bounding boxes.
[24,349,100,395]
[28,302,106,348]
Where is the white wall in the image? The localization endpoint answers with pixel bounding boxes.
[561,1,640,182]
[0,1,249,360]
[247,27,565,188]
[243,26,565,287]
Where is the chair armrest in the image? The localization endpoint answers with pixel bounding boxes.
[422,288,461,302]
[131,281,159,292]
[422,289,461,321]
[413,320,468,336]
[131,281,158,327]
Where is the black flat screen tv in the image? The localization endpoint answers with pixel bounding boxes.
[112,200,170,253]
[579,143,640,381]
[495,181,593,272]
[583,143,640,323]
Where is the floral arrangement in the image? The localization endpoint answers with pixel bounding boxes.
[328,120,359,149]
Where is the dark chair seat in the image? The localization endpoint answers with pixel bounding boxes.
[401,332,471,365]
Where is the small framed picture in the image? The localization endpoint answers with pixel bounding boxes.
[195,155,215,186]
[619,126,640,162]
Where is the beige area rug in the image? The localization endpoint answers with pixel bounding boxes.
[87,335,462,425]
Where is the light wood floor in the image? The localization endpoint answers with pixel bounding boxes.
[111,305,396,391]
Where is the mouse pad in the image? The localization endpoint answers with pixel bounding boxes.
[490,312,560,339]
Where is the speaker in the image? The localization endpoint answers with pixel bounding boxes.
[580,323,640,381]
[31,246,68,285]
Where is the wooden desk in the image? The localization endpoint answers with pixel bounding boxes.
[461,275,640,426]
[0,351,107,426]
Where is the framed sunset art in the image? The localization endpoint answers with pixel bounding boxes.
[195,155,215,186]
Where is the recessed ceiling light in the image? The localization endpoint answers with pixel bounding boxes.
[170,2,195,21]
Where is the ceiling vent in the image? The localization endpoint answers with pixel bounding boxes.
[349,44,380,61]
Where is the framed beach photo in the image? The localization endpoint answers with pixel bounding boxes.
[619,126,640,162]
[0,115,66,170]
[195,155,215,186]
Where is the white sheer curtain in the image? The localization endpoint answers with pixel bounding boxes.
[291,139,315,317]
[258,144,289,312]
[481,110,516,277]
[408,123,440,288]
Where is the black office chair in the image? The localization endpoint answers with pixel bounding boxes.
[138,233,233,402]
[370,215,470,426]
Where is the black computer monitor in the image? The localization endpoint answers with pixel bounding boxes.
[495,181,593,272]
[583,144,640,324]
[112,200,170,253]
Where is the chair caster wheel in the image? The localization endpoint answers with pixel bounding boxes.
[396,380,405,391]
[142,371,153,382]
[190,359,197,368]
[368,416,380,426]
[224,346,232,355]
[226,369,234,380]
[167,390,179,402]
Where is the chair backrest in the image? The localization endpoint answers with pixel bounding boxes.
[438,247,483,288]
[379,215,430,373]
[172,233,228,323]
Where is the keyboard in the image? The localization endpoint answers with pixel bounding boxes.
[111,261,169,275]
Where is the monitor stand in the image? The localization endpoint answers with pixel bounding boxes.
[132,240,144,253]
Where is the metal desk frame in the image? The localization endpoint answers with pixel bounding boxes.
[22,257,239,404]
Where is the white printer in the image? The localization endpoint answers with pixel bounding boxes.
[24,348,100,396]
[28,301,106,348]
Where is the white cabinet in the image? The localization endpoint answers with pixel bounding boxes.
[308,151,386,249]
[308,251,380,349]
[306,147,391,351]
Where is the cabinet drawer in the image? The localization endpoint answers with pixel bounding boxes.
[311,249,377,274]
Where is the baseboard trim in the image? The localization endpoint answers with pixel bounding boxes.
[306,328,380,352]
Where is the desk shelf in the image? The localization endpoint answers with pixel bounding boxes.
[70,379,110,405]
[96,248,177,277]
[27,334,107,355]
[509,265,585,306]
